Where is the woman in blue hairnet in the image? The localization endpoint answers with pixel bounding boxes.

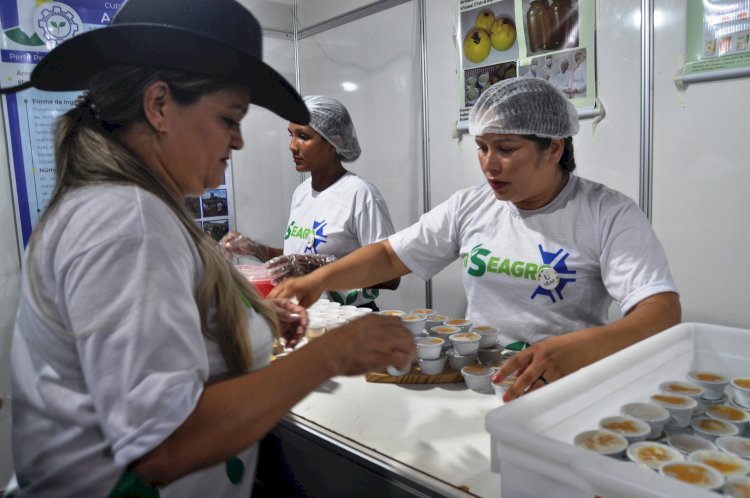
[271,77,681,399]
[221,95,398,309]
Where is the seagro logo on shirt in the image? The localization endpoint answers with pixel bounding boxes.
[463,243,577,303]
[285,220,327,254]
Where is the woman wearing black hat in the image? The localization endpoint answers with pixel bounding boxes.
[6,0,415,496]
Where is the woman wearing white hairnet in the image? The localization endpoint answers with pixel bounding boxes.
[222,95,398,309]
[271,77,681,399]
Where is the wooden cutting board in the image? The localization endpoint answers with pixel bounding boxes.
[365,366,463,384]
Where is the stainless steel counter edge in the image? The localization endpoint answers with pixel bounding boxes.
[282,413,480,497]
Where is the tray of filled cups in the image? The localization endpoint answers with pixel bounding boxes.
[572,367,750,494]
[485,323,750,498]
[364,308,506,386]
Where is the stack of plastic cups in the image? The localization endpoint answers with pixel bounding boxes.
[305,298,373,340]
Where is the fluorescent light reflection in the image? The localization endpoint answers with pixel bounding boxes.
[342,81,358,92]
[630,8,666,29]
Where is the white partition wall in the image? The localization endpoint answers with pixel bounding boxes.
[297,1,426,312]
[298,0,386,29]
[233,35,300,249]
[652,0,750,327]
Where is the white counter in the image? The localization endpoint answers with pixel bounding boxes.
[287,375,502,497]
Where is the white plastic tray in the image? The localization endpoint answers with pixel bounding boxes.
[485,322,750,498]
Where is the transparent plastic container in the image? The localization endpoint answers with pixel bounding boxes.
[236,264,275,297]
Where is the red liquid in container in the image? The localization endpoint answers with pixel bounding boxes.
[236,265,275,298]
[249,278,275,298]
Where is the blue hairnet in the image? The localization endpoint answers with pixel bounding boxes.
[468,77,579,138]
[304,95,361,162]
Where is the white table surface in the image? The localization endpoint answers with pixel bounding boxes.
[288,374,503,497]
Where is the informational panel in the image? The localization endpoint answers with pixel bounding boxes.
[684,0,750,80]
[457,0,596,129]
[1,0,234,251]
[0,0,113,250]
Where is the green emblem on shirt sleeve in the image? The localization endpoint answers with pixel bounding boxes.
[225,456,245,484]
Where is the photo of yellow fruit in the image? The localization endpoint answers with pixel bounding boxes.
[475,9,495,31]
[461,4,518,66]
[463,27,492,63]
[490,16,516,51]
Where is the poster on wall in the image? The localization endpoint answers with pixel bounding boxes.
[457,0,596,130]
[683,0,750,81]
[185,168,236,243]
[1,0,235,253]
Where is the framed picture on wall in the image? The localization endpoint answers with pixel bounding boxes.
[683,2,750,83]
[457,0,597,130]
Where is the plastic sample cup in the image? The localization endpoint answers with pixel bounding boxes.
[687,370,729,400]
[659,461,723,490]
[573,430,628,458]
[649,394,698,427]
[626,441,683,470]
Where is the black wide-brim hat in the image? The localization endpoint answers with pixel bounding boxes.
[1,0,309,124]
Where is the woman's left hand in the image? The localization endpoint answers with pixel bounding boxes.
[492,331,593,402]
[267,298,308,349]
[492,293,682,402]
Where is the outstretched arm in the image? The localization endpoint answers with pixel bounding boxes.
[133,314,415,486]
[219,230,282,262]
[269,240,411,307]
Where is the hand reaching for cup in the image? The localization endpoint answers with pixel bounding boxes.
[265,253,336,281]
[492,331,592,401]
[313,314,416,377]
[267,298,307,349]
[268,273,325,309]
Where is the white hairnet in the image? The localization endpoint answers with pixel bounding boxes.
[303,95,361,162]
[468,77,579,138]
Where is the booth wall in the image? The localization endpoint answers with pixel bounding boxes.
[296,1,426,313]
[2,0,750,488]
[298,0,385,29]
[652,0,750,326]
[234,35,300,251]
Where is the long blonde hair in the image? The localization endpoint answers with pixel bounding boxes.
[28,65,279,375]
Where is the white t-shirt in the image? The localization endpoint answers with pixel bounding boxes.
[283,172,395,306]
[11,184,273,497]
[389,176,678,346]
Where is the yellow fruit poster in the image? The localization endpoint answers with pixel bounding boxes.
[457,0,596,129]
